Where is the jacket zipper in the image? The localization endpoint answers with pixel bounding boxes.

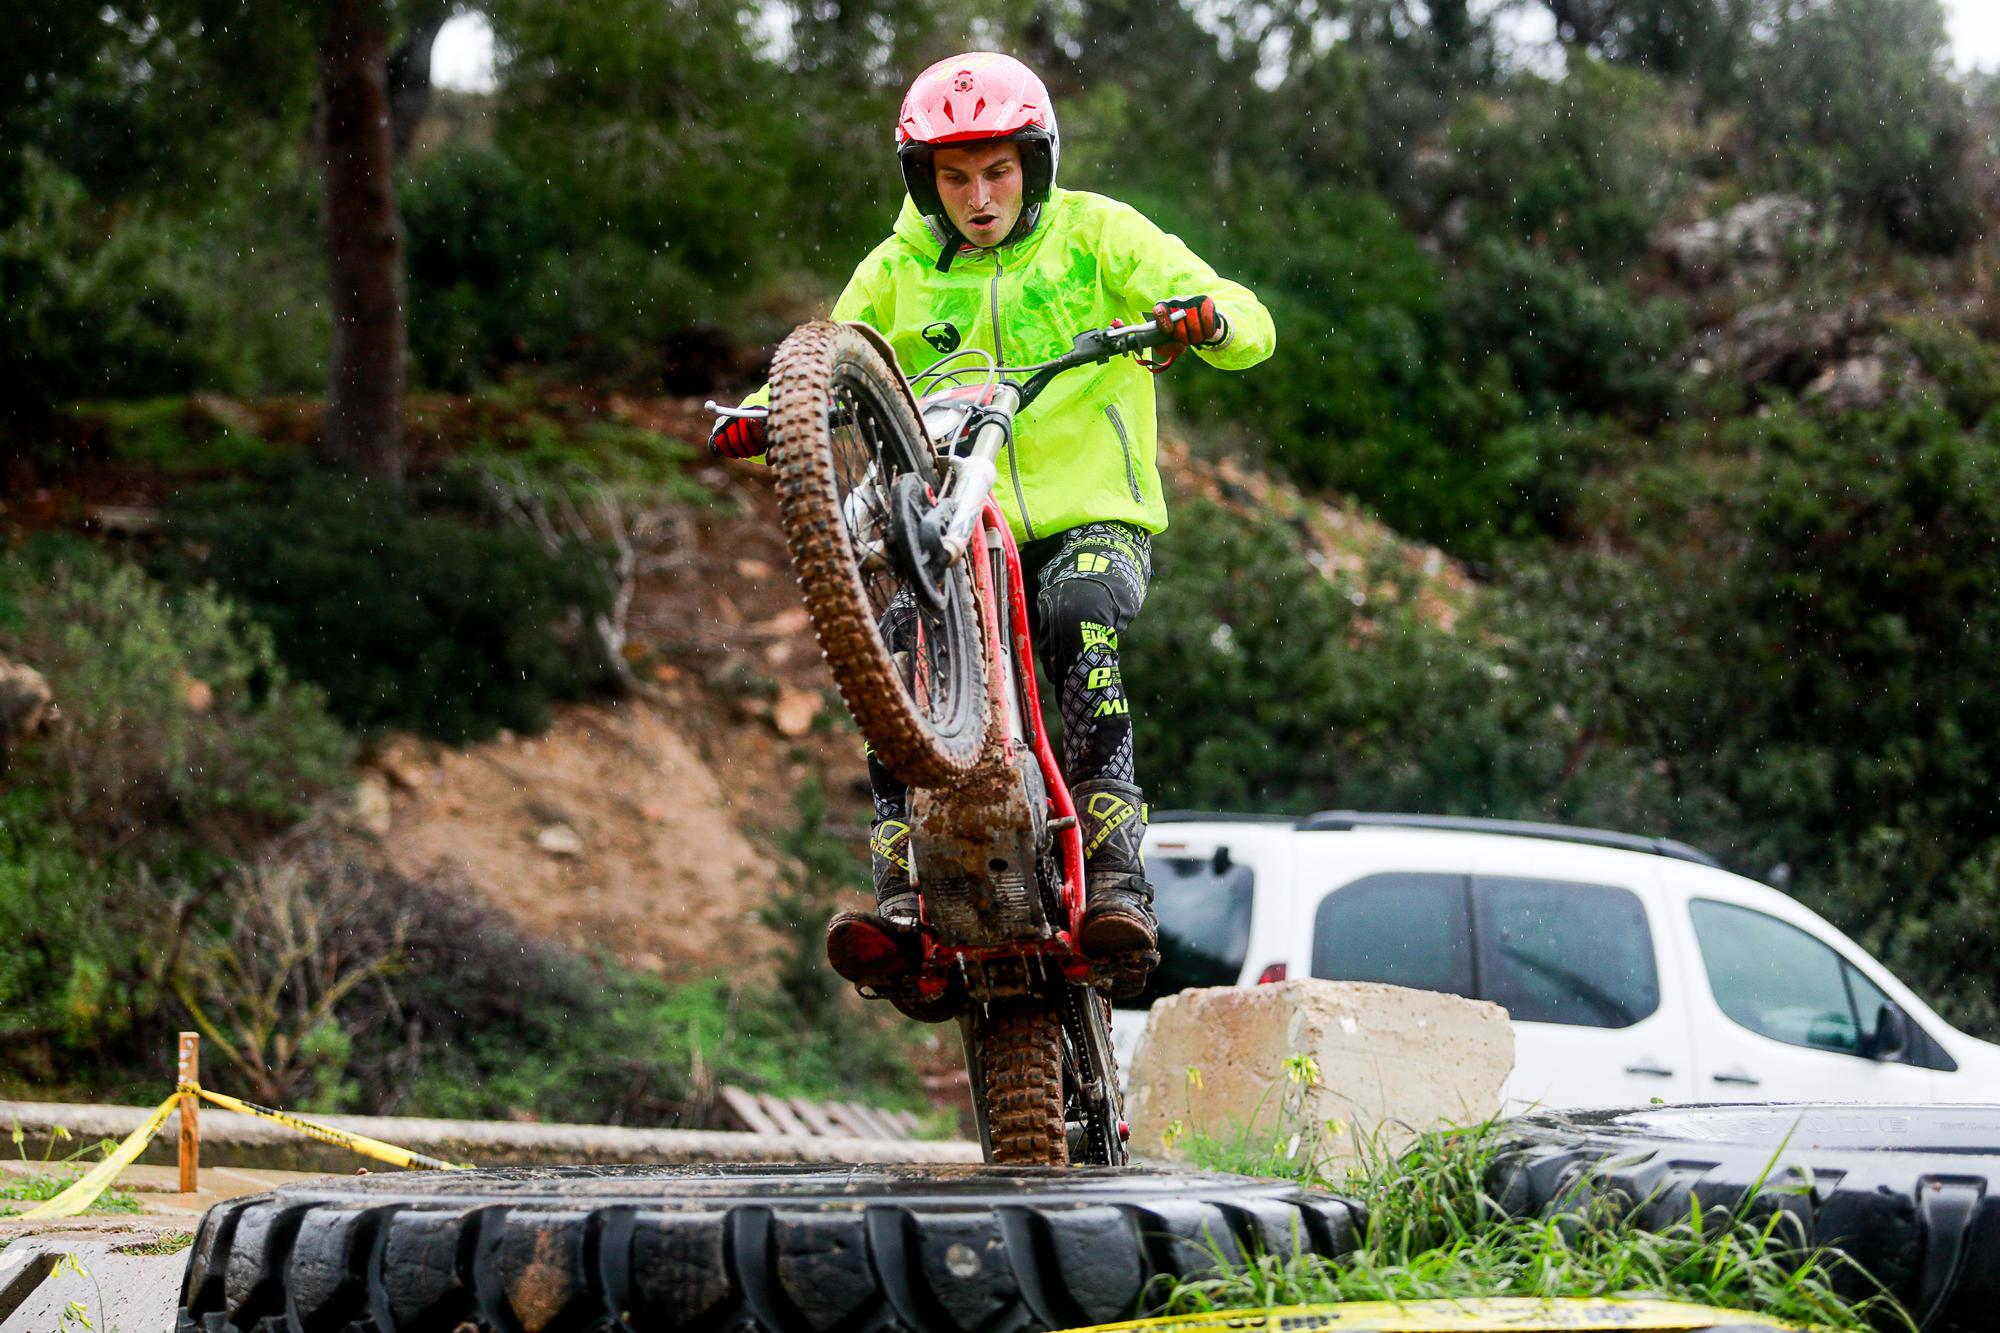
[989,258,1037,539]
[1105,404,1142,503]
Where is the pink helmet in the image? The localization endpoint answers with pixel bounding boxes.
[896,53,1060,237]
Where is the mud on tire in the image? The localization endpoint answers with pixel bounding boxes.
[1488,1102,2000,1332]
[177,1164,1363,1333]
[768,321,988,790]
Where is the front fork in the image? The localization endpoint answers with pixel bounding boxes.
[978,502,1086,931]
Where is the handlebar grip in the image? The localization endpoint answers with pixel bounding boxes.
[1108,321,1173,353]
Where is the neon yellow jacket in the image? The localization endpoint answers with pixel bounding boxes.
[751,188,1274,543]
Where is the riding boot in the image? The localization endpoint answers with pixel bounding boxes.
[1073,780,1158,962]
[826,816,924,984]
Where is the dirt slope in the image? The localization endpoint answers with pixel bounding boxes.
[368,701,785,977]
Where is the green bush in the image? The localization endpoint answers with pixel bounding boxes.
[1740,0,1980,253]
[1446,60,1691,276]
[0,538,350,836]
[1450,240,1687,423]
[0,789,164,1091]
[0,152,209,422]
[157,470,617,742]
[1900,318,2000,429]
[1127,499,1562,816]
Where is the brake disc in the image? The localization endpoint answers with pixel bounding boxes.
[886,470,953,616]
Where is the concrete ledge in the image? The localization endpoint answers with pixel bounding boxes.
[1125,979,1514,1166]
[0,1100,981,1173]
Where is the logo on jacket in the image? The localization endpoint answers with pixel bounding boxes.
[923,321,962,354]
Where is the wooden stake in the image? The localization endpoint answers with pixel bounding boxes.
[177,1031,200,1195]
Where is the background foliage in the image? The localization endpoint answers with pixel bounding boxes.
[7,0,2000,1094]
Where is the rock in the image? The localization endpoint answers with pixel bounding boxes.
[180,674,214,714]
[1126,979,1514,1167]
[1805,352,1890,414]
[735,558,776,581]
[349,773,393,837]
[186,391,262,438]
[751,606,811,638]
[373,748,428,791]
[89,504,163,536]
[0,657,56,774]
[536,823,585,857]
[1696,295,1877,391]
[1662,194,1819,288]
[771,687,822,738]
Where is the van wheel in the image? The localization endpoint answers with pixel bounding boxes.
[1488,1102,2000,1332]
[176,1163,1363,1333]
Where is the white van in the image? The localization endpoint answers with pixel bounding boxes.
[1116,812,2000,1109]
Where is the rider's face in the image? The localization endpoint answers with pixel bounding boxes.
[933,142,1024,249]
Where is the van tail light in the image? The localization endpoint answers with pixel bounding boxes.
[1255,963,1288,984]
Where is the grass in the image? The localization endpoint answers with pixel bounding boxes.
[0,1172,144,1217]
[2,1124,145,1217]
[454,386,714,504]
[118,1232,195,1256]
[1155,1070,1912,1332]
[72,396,289,472]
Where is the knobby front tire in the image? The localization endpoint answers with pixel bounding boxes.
[768,322,988,789]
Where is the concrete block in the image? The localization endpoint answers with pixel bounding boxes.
[1126,979,1514,1167]
[0,1239,187,1333]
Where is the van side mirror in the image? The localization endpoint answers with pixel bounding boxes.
[1866,1004,1910,1063]
[1212,846,1232,875]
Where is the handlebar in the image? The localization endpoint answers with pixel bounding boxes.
[704,311,1189,426]
[1016,316,1177,408]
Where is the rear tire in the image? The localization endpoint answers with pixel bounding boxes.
[176,1164,1365,1333]
[769,321,988,789]
[977,999,1067,1166]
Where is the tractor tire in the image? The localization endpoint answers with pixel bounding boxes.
[1488,1102,2000,1332]
[177,1163,1363,1333]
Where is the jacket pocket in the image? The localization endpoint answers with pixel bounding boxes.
[1105,405,1142,503]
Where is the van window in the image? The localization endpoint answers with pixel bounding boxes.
[1474,877,1659,1028]
[1691,899,1870,1055]
[1131,855,1254,1006]
[1313,874,1472,997]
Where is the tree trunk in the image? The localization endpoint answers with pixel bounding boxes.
[317,0,407,480]
[387,3,453,157]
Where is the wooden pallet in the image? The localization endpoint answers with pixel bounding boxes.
[716,1086,926,1140]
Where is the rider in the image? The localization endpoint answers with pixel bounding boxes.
[710,52,1273,989]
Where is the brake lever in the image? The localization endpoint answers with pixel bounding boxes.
[704,399,769,420]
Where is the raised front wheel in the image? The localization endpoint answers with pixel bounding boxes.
[768,321,988,788]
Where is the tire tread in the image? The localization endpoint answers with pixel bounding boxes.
[178,1166,1362,1333]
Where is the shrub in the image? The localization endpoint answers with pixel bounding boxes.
[1445,60,1691,276]
[1449,240,1687,423]
[0,789,165,1090]
[0,538,350,837]
[0,152,209,423]
[400,137,795,388]
[1740,0,1979,254]
[157,471,617,743]
[1126,499,1563,816]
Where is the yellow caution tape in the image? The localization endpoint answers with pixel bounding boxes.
[1054,1298,1814,1332]
[19,1091,182,1220]
[189,1085,473,1171]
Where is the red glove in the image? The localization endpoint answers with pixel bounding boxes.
[1153,295,1227,348]
[708,411,768,459]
